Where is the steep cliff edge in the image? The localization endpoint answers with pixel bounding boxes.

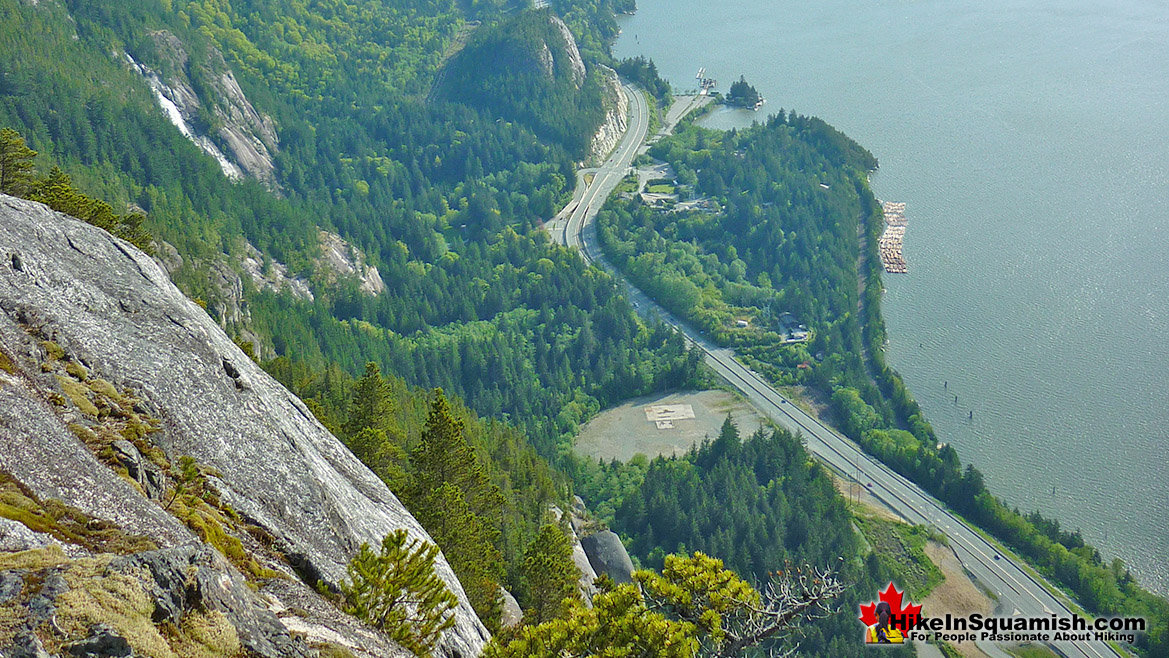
[0,195,488,657]
[587,66,629,165]
[124,30,279,187]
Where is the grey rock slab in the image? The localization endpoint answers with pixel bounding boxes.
[111,546,309,658]
[0,518,58,553]
[6,632,55,658]
[0,570,25,603]
[499,587,522,629]
[0,195,488,657]
[61,624,132,658]
[110,440,164,500]
[580,530,634,584]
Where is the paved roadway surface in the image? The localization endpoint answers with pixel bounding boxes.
[548,82,648,250]
[549,82,1127,658]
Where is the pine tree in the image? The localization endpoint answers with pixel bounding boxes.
[410,389,504,523]
[520,521,581,624]
[341,363,409,485]
[407,390,507,631]
[0,128,37,196]
[21,164,154,252]
[344,362,396,438]
[112,208,152,252]
[31,167,118,231]
[487,552,846,658]
[349,427,410,490]
[417,482,504,631]
[340,529,458,658]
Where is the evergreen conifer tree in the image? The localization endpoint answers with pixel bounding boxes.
[341,363,409,484]
[410,389,504,523]
[344,362,396,438]
[340,529,458,658]
[520,521,581,624]
[407,390,506,630]
[0,128,36,197]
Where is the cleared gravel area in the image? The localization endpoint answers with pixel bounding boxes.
[573,389,767,462]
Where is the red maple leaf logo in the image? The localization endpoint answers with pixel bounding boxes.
[859,583,922,631]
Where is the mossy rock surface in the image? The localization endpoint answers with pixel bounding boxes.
[0,546,292,658]
[57,376,98,417]
[0,472,156,555]
[65,360,89,381]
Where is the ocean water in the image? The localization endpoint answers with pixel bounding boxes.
[614,0,1169,594]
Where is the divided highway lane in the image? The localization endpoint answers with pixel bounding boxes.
[554,82,648,249]
[555,83,1125,658]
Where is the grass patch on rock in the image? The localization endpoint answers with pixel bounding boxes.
[0,472,156,555]
[0,551,244,658]
[57,376,99,416]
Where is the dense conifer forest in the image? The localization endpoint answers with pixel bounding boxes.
[2,0,1164,654]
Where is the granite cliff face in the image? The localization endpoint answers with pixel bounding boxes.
[542,16,587,87]
[124,31,279,187]
[588,67,629,165]
[0,195,488,657]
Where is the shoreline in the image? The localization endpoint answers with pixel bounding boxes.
[609,5,1169,629]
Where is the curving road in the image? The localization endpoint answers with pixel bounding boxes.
[551,82,1128,658]
[548,82,649,249]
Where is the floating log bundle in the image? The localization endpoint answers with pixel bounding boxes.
[879,201,908,273]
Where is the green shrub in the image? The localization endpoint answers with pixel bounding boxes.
[340,530,458,658]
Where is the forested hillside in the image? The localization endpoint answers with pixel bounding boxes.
[6,0,1163,655]
[583,419,914,658]
[434,9,606,155]
[0,0,704,457]
[599,113,879,402]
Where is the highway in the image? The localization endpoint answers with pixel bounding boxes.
[548,82,649,250]
[551,82,1127,658]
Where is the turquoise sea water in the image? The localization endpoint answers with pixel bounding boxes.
[613,0,1169,594]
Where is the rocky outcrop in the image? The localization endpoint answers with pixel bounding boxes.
[150,238,311,361]
[111,547,311,658]
[544,16,586,87]
[0,541,313,658]
[499,588,522,629]
[317,230,386,296]
[61,624,134,658]
[580,531,635,584]
[588,67,629,164]
[124,31,279,187]
[549,505,598,604]
[555,498,636,593]
[0,195,488,657]
[152,228,385,363]
[240,242,314,302]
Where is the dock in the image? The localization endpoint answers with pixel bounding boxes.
[879,201,908,273]
[696,67,717,95]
